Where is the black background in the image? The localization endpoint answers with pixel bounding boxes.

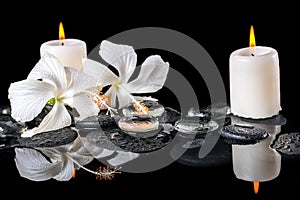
[1,4,300,199]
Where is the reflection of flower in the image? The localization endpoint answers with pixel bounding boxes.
[8,53,99,137]
[83,40,169,109]
[14,136,121,181]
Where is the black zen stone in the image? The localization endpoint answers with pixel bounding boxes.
[271,132,300,156]
[220,124,269,145]
[17,127,78,148]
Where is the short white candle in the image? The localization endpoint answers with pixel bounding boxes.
[40,22,87,71]
[229,46,281,119]
[40,39,86,71]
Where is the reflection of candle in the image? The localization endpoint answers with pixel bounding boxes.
[40,22,87,71]
[229,26,281,119]
[231,116,281,182]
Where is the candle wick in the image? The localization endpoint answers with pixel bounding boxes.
[61,42,64,46]
[251,53,255,56]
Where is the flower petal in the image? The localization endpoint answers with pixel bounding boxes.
[15,147,63,181]
[82,58,118,86]
[65,92,99,121]
[105,87,117,108]
[99,40,137,82]
[8,79,55,122]
[21,102,71,137]
[52,154,74,181]
[40,147,75,181]
[134,96,158,102]
[63,66,100,97]
[68,137,94,166]
[116,85,132,108]
[127,55,169,93]
[27,53,67,92]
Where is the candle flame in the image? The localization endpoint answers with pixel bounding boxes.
[253,181,259,194]
[249,25,256,55]
[249,25,256,47]
[59,22,65,40]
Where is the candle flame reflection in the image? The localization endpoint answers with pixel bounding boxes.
[253,181,259,194]
[59,22,65,40]
[249,25,256,55]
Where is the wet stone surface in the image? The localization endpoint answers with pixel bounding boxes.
[117,115,159,133]
[220,124,269,145]
[187,102,231,122]
[271,132,300,155]
[92,107,180,153]
[174,118,219,138]
[17,127,78,148]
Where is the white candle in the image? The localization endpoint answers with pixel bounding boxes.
[40,22,87,71]
[229,27,281,119]
[231,116,281,182]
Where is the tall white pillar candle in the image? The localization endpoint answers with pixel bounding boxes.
[229,46,281,119]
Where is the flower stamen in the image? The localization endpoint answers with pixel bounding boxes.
[96,166,122,181]
[133,100,149,115]
[87,87,118,117]
[65,153,121,181]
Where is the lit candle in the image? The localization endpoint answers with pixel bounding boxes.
[229,26,281,119]
[40,22,87,71]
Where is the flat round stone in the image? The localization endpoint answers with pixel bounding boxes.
[174,118,219,135]
[17,127,78,148]
[271,132,300,155]
[220,124,269,145]
[118,115,159,133]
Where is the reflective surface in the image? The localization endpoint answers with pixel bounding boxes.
[1,101,300,199]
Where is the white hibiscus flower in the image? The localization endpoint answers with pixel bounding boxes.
[8,53,100,137]
[82,40,169,111]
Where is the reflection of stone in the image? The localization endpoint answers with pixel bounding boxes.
[231,116,282,182]
[170,137,231,167]
[240,114,287,126]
